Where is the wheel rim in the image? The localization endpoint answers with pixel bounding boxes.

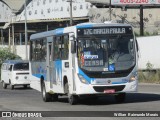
[42,84,46,99]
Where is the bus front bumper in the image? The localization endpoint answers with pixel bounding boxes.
[76,80,138,95]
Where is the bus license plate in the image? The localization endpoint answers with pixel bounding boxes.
[104,89,115,93]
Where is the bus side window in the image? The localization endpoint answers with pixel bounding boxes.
[53,37,61,60]
[61,35,69,60]
[31,41,36,61]
[31,40,40,61]
[35,40,41,61]
[53,35,69,60]
[41,39,47,61]
[32,39,45,61]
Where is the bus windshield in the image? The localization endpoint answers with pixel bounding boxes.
[77,35,135,73]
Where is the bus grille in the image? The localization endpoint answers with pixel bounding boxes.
[93,85,125,92]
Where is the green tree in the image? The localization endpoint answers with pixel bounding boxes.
[0,48,21,68]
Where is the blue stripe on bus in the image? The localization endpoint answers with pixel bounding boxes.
[55,60,62,82]
[78,68,128,85]
[54,28,64,35]
[78,68,94,83]
[32,74,47,81]
[112,81,128,84]
[76,24,93,29]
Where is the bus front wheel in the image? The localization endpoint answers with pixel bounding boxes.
[52,94,58,102]
[115,93,126,103]
[68,94,78,105]
[41,82,51,102]
[65,83,78,105]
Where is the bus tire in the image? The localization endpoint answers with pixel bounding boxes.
[68,94,78,105]
[65,83,78,105]
[52,94,58,102]
[115,93,126,103]
[23,85,28,89]
[41,82,51,102]
[2,81,7,89]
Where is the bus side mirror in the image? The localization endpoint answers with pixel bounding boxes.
[71,41,76,53]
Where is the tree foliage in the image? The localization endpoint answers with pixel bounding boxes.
[0,48,21,67]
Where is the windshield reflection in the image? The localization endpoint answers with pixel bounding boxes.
[77,35,135,73]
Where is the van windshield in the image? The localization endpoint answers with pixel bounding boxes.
[13,63,29,71]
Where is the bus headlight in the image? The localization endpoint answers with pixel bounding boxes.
[78,74,89,84]
[129,76,136,82]
[129,72,138,82]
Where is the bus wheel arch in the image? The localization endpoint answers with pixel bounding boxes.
[63,76,68,94]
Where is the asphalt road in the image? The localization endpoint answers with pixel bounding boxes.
[0,83,160,120]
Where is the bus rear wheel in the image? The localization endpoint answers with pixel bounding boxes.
[41,82,51,102]
[2,81,7,89]
[115,93,126,103]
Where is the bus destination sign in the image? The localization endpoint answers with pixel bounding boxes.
[111,0,160,5]
[77,27,132,36]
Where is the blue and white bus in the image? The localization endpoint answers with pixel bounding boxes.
[29,22,138,105]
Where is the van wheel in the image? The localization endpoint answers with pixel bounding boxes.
[115,93,126,103]
[9,81,14,90]
[41,82,51,102]
[2,81,7,89]
[65,83,78,105]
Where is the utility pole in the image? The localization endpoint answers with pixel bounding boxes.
[109,0,112,21]
[25,0,28,60]
[9,27,11,51]
[67,0,73,26]
[140,5,144,36]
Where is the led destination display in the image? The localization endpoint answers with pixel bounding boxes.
[77,27,133,36]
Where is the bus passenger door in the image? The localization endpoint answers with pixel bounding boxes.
[46,37,54,89]
[70,33,76,92]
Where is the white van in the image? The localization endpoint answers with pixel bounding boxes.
[1,60,30,89]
